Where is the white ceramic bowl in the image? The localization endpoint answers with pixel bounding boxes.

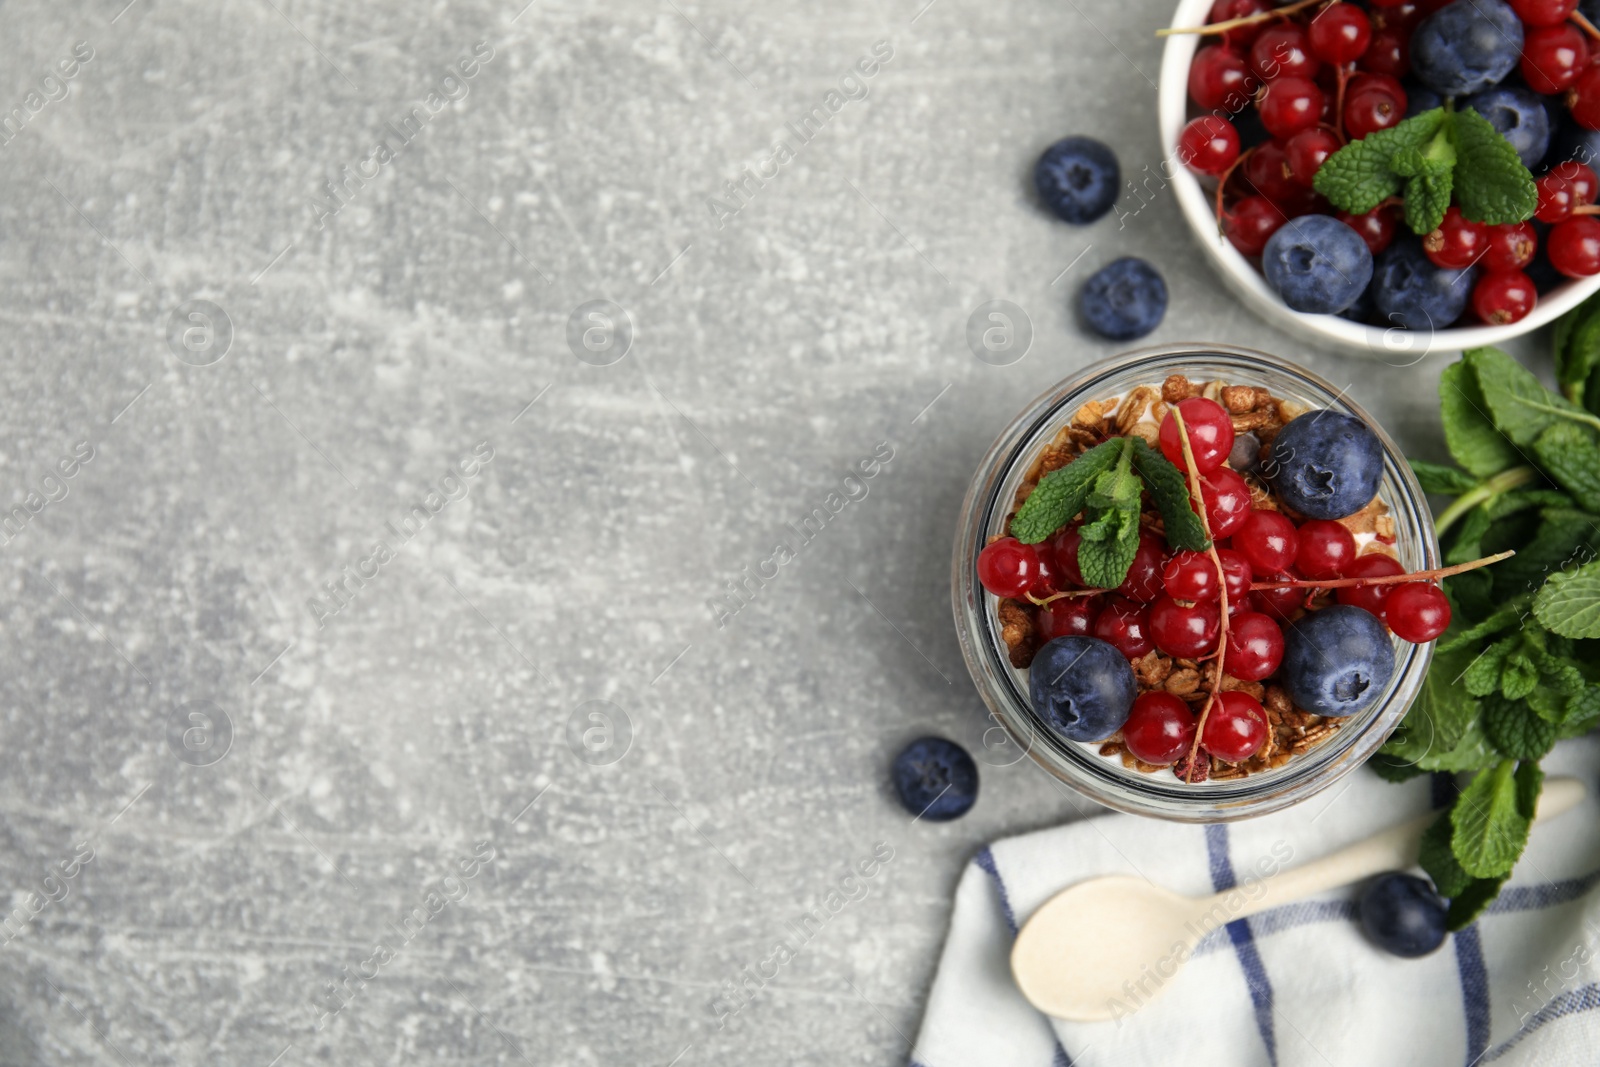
[1156,0,1600,355]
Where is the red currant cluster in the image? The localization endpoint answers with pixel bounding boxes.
[1177,0,1600,327]
[978,395,1452,767]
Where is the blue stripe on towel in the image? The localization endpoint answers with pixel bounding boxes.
[1490,867,1600,913]
[1205,825,1278,1067]
[1454,923,1491,1066]
[1484,983,1600,1062]
[973,846,1017,938]
[1052,1042,1073,1067]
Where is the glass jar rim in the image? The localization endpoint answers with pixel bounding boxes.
[950,343,1438,823]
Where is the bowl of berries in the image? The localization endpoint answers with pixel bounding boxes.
[1158,0,1600,353]
[952,344,1448,821]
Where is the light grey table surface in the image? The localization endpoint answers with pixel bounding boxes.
[0,0,1541,1064]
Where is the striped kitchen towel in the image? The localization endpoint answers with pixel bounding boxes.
[910,736,1600,1067]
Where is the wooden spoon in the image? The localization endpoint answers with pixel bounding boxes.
[1012,776,1587,1022]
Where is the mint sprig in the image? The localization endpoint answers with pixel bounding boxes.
[1312,107,1536,236]
[1010,437,1124,544]
[1377,339,1600,929]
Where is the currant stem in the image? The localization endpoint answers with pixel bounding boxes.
[1574,9,1600,42]
[1247,549,1515,591]
[1171,408,1228,784]
[1215,146,1257,234]
[1026,588,1105,607]
[1157,0,1326,37]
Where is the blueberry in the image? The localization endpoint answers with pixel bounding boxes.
[1269,409,1386,520]
[1261,216,1374,315]
[891,737,978,821]
[1404,84,1443,118]
[1029,636,1137,742]
[1079,257,1167,341]
[1034,137,1120,225]
[1338,281,1376,325]
[1464,88,1549,170]
[1410,0,1523,98]
[1359,873,1448,958]
[1229,430,1262,474]
[1371,237,1477,331]
[1280,605,1396,717]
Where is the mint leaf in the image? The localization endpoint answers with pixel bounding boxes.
[1561,686,1600,736]
[1500,651,1539,701]
[1446,505,1495,566]
[1467,347,1596,446]
[1447,875,1509,931]
[1420,812,1474,898]
[1438,595,1533,653]
[1077,510,1139,588]
[1130,437,1210,552]
[1411,459,1481,496]
[1413,712,1500,772]
[1514,760,1544,821]
[1488,507,1600,598]
[1453,108,1539,225]
[1533,559,1600,637]
[1482,694,1556,760]
[1451,760,1530,879]
[1367,752,1425,781]
[1555,292,1600,403]
[1414,642,1489,752]
[1313,107,1446,215]
[1398,155,1454,236]
[1011,437,1124,543]
[1440,359,1520,478]
[1533,422,1600,513]
[1463,637,1517,697]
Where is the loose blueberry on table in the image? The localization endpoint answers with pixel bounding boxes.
[980,373,1454,784]
[1176,0,1600,329]
[892,737,979,821]
[1358,871,1449,957]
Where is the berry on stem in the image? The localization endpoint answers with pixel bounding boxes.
[1338,206,1399,256]
[1385,582,1451,642]
[1481,222,1537,272]
[1122,692,1198,765]
[1235,510,1300,575]
[1535,162,1598,223]
[1423,207,1488,270]
[1225,611,1286,681]
[1150,595,1222,658]
[1344,84,1406,138]
[1286,127,1341,186]
[1549,216,1600,277]
[1309,3,1371,64]
[1251,23,1320,81]
[1037,595,1102,642]
[1094,597,1155,659]
[1191,45,1260,110]
[1335,553,1405,615]
[1159,398,1235,474]
[1179,116,1242,176]
[1259,77,1326,139]
[1201,691,1269,762]
[1200,467,1253,538]
[1522,23,1588,94]
[978,537,1041,598]
[1224,195,1286,256]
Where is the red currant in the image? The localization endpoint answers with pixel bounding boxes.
[1482,221,1537,272]
[1308,3,1371,64]
[1094,596,1154,659]
[1509,0,1579,26]
[1344,84,1406,139]
[1179,116,1242,177]
[1253,574,1305,621]
[1235,509,1299,575]
[1224,195,1286,256]
[1385,582,1451,642]
[1245,140,1301,202]
[1251,23,1319,81]
[977,537,1040,597]
[1118,532,1168,602]
[1337,205,1399,256]
[1201,691,1269,762]
[1285,127,1340,186]
[1159,397,1235,475]
[1163,550,1219,602]
[1208,0,1272,49]
[1149,595,1222,658]
[1549,216,1600,277]
[1535,162,1599,222]
[1190,45,1260,111]
[1031,544,1060,597]
[1334,552,1404,615]
[1218,548,1253,604]
[1123,691,1199,765]
[1200,467,1253,539]
[1037,595,1102,642]
[1295,519,1357,579]
[1473,270,1538,326]
[1224,611,1286,681]
[1049,527,1083,586]
[1259,77,1326,139]
[1423,206,1489,270]
[1522,24,1589,94]
[1570,66,1600,131]
[1360,25,1409,78]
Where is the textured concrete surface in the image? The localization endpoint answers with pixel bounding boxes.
[0,1,1540,1065]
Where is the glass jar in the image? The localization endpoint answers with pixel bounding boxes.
[950,344,1438,822]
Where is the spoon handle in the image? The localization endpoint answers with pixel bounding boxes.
[1238,776,1586,918]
